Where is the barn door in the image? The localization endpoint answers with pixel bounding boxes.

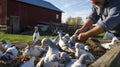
[10,16,20,33]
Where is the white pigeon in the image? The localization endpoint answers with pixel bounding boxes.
[75,43,95,62]
[32,26,40,46]
[1,39,13,50]
[57,32,75,53]
[75,43,90,51]
[101,36,119,49]
[0,46,18,62]
[37,38,59,67]
[59,52,75,67]
[84,45,90,51]
[22,45,46,57]
[58,32,75,52]
[20,56,35,67]
[71,54,88,67]
[58,31,68,50]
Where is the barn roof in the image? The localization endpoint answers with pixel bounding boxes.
[17,0,63,12]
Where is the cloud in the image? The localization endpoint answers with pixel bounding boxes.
[61,1,79,10]
[62,8,92,22]
[74,9,91,19]
[44,0,92,23]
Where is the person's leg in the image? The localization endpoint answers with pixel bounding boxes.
[103,32,115,40]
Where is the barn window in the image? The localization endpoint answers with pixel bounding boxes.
[56,14,59,19]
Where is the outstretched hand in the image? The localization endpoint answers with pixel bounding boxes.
[76,33,89,43]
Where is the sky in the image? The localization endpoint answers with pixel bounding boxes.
[44,0,92,23]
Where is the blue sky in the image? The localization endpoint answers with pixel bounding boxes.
[44,0,92,23]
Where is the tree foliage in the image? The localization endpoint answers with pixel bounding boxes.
[66,16,83,25]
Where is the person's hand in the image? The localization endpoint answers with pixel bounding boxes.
[76,33,89,43]
[74,28,85,35]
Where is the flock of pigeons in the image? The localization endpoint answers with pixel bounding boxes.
[0,26,119,67]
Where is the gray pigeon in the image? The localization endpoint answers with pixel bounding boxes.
[52,35,59,45]
[62,33,70,41]
[22,45,46,57]
[68,34,77,49]
[1,39,13,50]
[0,46,18,62]
[21,56,35,67]
[71,54,88,67]
[59,52,75,67]
[0,49,3,58]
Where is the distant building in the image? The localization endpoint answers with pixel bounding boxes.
[0,0,63,33]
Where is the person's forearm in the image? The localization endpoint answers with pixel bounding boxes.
[85,25,105,37]
[81,18,93,31]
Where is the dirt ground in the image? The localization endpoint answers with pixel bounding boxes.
[0,38,111,67]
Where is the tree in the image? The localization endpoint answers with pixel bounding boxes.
[66,16,83,25]
[76,17,83,25]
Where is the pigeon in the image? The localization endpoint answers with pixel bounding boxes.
[59,52,75,67]
[52,35,59,45]
[84,45,90,51]
[58,31,68,50]
[0,46,18,62]
[71,54,88,67]
[0,49,3,58]
[68,34,77,48]
[32,26,40,46]
[36,57,44,67]
[101,43,111,49]
[58,31,74,52]
[75,43,90,51]
[37,38,59,67]
[101,36,119,49]
[75,43,95,62]
[22,45,46,57]
[20,56,35,67]
[62,33,70,41]
[1,39,13,50]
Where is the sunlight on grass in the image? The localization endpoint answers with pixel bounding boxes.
[93,33,105,39]
[0,32,56,43]
[0,32,105,44]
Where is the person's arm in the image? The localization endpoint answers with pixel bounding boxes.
[80,18,93,32]
[75,6,100,35]
[85,25,105,37]
[97,1,120,32]
[74,18,93,35]
[77,25,105,43]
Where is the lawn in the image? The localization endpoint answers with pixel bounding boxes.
[0,32,104,44]
[0,32,56,43]
[93,33,105,39]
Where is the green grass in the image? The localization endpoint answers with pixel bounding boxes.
[0,32,105,44]
[92,33,105,39]
[0,32,56,43]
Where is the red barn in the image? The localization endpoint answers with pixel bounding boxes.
[0,0,63,33]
